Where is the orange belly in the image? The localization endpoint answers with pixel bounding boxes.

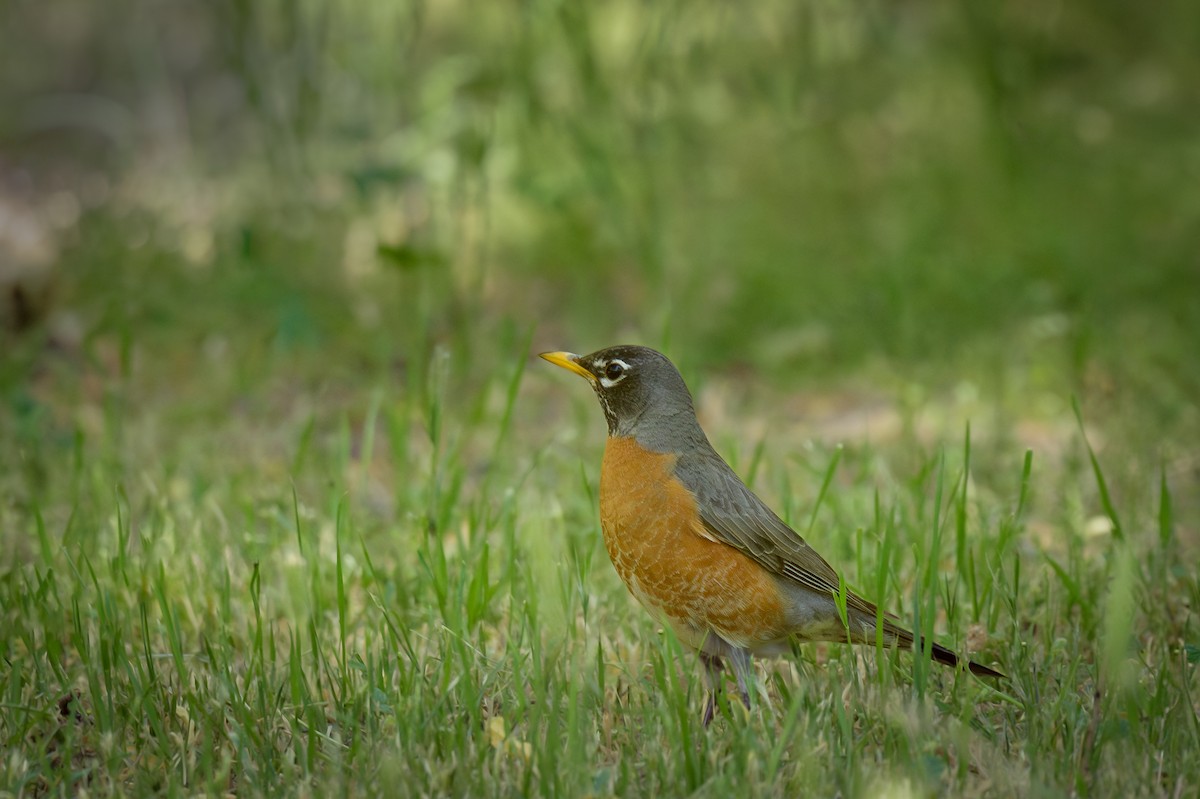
[599,437,789,651]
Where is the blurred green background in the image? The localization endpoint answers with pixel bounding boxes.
[3,0,1198,478]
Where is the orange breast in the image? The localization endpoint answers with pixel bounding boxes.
[598,437,790,651]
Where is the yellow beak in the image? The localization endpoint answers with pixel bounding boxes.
[539,351,595,382]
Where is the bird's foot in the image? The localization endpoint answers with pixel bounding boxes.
[702,692,717,727]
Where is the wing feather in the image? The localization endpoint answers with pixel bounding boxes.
[675,446,880,619]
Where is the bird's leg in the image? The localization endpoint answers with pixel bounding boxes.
[727,648,753,710]
[699,651,724,727]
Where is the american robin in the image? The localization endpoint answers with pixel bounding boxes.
[541,345,1004,725]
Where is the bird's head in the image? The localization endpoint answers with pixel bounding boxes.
[540,345,702,448]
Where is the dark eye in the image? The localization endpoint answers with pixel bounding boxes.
[604,362,626,380]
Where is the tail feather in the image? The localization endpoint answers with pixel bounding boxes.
[879,617,1005,679]
[929,640,1006,679]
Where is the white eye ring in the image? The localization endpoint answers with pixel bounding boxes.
[598,359,630,388]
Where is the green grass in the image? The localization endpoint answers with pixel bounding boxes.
[3,0,1199,796]
[2,326,1196,796]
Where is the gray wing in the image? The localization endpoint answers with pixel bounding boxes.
[674,445,882,620]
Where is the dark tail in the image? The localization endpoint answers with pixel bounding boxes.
[879,617,1005,678]
[929,640,1006,679]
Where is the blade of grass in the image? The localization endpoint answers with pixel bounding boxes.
[1071,396,1124,541]
[806,444,843,537]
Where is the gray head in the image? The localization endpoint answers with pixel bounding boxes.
[540,345,707,451]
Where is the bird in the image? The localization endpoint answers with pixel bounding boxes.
[540,345,1004,725]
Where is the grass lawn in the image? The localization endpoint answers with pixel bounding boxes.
[2,1,1198,796]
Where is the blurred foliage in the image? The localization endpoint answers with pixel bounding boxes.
[2,0,1198,414]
